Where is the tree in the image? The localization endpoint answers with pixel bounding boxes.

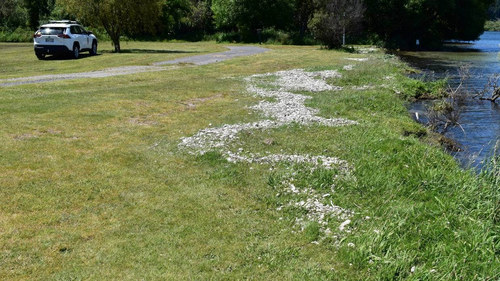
[188,0,215,35]
[23,0,54,29]
[364,0,494,50]
[294,0,316,38]
[308,0,365,49]
[0,0,27,29]
[212,0,294,34]
[488,0,500,19]
[60,0,163,52]
[157,0,192,38]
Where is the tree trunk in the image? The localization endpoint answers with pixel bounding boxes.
[101,17,121,53]
[113,40,121,53]
[300,24,306,39]
[109,33,121,53]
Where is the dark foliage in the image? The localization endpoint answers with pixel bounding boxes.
[1,0,495,49]
[488,0,500,19]
[364,0,494,50]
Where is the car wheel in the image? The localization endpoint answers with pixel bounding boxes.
[90,42,97,55]
[36,53,46,60]
[72,45,79,59]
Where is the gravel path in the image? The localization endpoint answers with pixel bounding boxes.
[0,46,269,87]
[179,68,357,156]
[178,68,359,239]
[153,46,269,66]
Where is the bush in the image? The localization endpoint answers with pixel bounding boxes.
[214,31,241,43]
[0,27,34,42]
[484,20,500,31]
[85,26,111,41]
[215,28,318,45]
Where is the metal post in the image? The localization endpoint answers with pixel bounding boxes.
[342,12,346,46]
[343,26,345,46]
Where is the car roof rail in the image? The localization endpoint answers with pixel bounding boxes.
[48,20,79,24]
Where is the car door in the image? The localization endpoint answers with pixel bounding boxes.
[70,25,84,49]
[78,26,91,49]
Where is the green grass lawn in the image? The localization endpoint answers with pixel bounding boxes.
[0,42,498,280]
[0,41,227,79]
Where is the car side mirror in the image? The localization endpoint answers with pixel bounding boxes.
[87,31,93,35]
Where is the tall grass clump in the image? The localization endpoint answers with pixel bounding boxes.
[332,138,500,279]
[400,77,448,100]
[478,142,500,226]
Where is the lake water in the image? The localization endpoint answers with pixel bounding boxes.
[400,32,500,168]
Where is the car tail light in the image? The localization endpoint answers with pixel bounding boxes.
[57,34,71,39]
[34,32,41,38]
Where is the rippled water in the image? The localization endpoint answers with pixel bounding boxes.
[400,32,500,168]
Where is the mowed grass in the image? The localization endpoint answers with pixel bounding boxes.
[0,43,498,280]
[0,41,227,79]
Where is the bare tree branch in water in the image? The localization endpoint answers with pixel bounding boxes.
[475,73,500,103]
[426,66,469,134]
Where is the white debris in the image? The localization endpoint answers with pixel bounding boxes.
[339,219,351,231]
[357,47,377,54]
[179,69,357,159]
[179,120,282,154]
[226,152,351,171]
[293,197,350,226]
[346,58,369,62]
[247,69,342,92]
[343,65,354,71]
[351,85,375,91]
[178,68,359,240]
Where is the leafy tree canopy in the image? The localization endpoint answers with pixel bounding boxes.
[212,0,294,33]
[364,0,494,50]
[59,0,163,52]
[488,0,500,19]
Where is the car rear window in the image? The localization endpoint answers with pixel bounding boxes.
[40,27,65,35]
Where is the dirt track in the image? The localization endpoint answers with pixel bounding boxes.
[0,46,269,87]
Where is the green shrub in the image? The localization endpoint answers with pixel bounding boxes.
[215,28,318,45]
[484,20,500,31]
[85,26,111,41]
[215,31,241,43]
[0,27,34,42]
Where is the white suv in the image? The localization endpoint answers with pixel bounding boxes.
[34,20,98,60]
